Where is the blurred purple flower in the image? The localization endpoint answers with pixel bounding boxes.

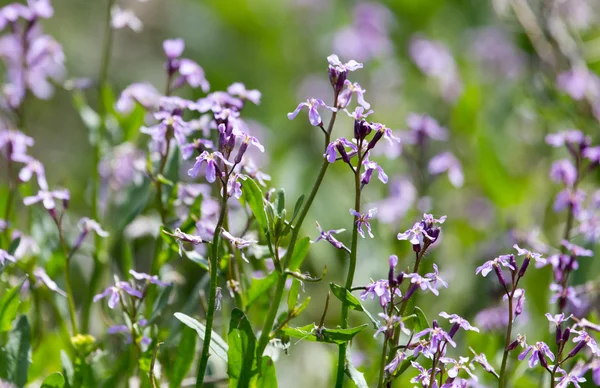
[428,152,464,188]
[111,6,142,32]
[116,82,161,113]
[550,159,577,187]
[93,281,143,309]
[23,188,69,210]
[129,270,170,287]
[469,27,525,79]
[227,82,261,105]
[33,267,66,297]
[163,38,184,59]
[550,283,581,307]
[404,113,448,144]
[0,129,34,160]
[0,249,16,266]
[546,129,586,148]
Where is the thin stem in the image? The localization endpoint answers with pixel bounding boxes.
[195,182,229,388]
[55,218,79,336]
[377,336,389,387]
[498,291,514,388]
[336,149,363,388]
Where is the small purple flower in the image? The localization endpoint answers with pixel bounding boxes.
[374,312,409,338]
[327,54,363,73]
[469,349,498,377]
[79,217,109,238]
[367,122,400,150]
[384,352,407,375]
[324,137,357,163]
[129,270,170,287]
[555,372,586,388]
[164,228,207,256]
[554,189,586,213]
[361,158,388,185]
[410,361,436,387]
[221,229,257,249]
[116,82,161,113]
[440,356,477,381]
[360,279,401,307]
[406,273,441,296]
[93,281,143,309]
[23,188,69,210]
[287,98,336,126]
[428,152,464,188]
[188,151,233,183]
[550,283,581,307]
[414,321,456,353]
[439,312,479,333]
[550,159,577,187]
[226,173,243,199]
[312,222,346,250]
[546,129,586,148]
[561,240,593,257]
[338,80,369,109]
[0,249,16,266]
[424,264,448,294]
[16,157,47,188]
[557,69,590,101]
[33,267,66,297]
[163,38,185,59]
[475,254,515,277]
[344,105,373,121]
[0,129,34,160]
[572,331,600,356]
[546,313,573,327]
[513,244,546,265]
[177,59,210,92]
[397,222,426,245]
[349,207,377,238]
[111,6,142,32]
[227,82,261,105]
[404,113,448,144]
[518,341,555,368]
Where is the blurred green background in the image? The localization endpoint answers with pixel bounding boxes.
[4,0,600,386]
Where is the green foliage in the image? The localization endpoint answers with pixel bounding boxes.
[0,279,25,332]
[0,316,31,387]
[280,323,368,344]
[227,308,256,387]
[329,283,379,329]
[169,327,196,388]
[174,313,228,362]
[41,372,65,388]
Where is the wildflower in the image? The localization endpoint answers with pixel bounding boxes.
[410,361,436,387]
[349,208,377,238]
[111,5,142,32]
[554,189,586,213]
[397,221,426,245]
[338,80,369,109]
[360,279,400,307]
[384,352,407,375]
[227,82,261,105]
[177,59,210,92]
[0,249,16,266]
[23,188,69,210]
[518,341,555,368]
[571,331,600,356]
[361,158,388,185]
[428,152,464,188]
[0,129,34,160]
[232,129,264,163]
[550,283,581,308]
[324,137,356,163]
[33,267,66,297]
[16,157,47,188]
[344,105,373,122]
[225,173,243,199]
[129,270,170,287]
[546,313,573,327]
[287,98,336,127]
[221,229,257,262]
[163,228,207,256]
[163,38,185,59]
[93,281,143,309]
[546,129,586,148]
[439,312,479,337]
[550,160,577,187]
[555,372,586,388]
[116,82,161,113]
[374,312,409,338]
[367,122,399,150]
[557,70,590,101]
[440,357,477,381]
[475,254,515,277]
[513,244,546,273]
[188,151,233,183]
[424,264,448,295]
[561,240,593,257]
[312,222,346,250]
[79,217,109,238]
[404,113,448,144]
[469,348,498,377]
[327,54,363,73]
[414,320,456,353]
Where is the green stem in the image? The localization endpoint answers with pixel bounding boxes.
[336,151,363,388]
[498,291,514,388]
[195,184,229,388]
[56,218,79,336]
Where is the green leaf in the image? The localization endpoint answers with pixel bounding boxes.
[169,327,196,388]
[291,297,310,318]
[246,272,277,307]
[414,307,430,333]
[7,237,20,256]
[41,372,65,388]
[156,174,174,186]
[275,189,285,216]
[288,237,310,271]
[174,313,228,362]
[0,279,25,332]
[329,283,379,329]
[72,91,100,133]
[255,356,277,388]
[287,279,301,312]
[290,195,304,224]
[148,285,173,325]
[60,350,73,387]
[183,250,209,271]
[280,323,368,344]
[227,309,256,388]
[345,357,368,388]
[0,315,31,386]
[241,177,269,235]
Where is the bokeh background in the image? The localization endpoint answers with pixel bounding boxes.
[3,0,600,386]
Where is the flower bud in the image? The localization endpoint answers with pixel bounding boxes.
[518,257,530,278]
[507,339,519,351]
[448,323,460,338]
[335,142,351,164]
[556,325,563,345]
[354,119,371,141]
[562,327,571,343]
[494,265,507,289]
[538,351,548,369]
[367,130,383,150]
[328,67,347,94]
[403,283,419,302]
[396,272,404,286]
[234,142,248,164]
[509,255,517,272]
[568,340,586,358]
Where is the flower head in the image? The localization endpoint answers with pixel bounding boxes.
[0,249,16,266]
[93,281,143,309]
[312,222,346,250]
[518,341,555,368]
[188,151,233,183]
[287,99,336,126]
[475,255,515,277]
[361,158,388,185]
[350,207,377,238]
[227,82,261,105]
[428,152,463,188]
[129,270,170,287]
[23,188,69,210]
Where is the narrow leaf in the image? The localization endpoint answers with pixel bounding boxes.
[174,313,228,362]
[345,358,368,388]
[227,309,256,388]
[241,177,269,234]
[329,283,379,329]
[41,372,65,388]
[280,323,368,344]
[169,327,196,388]
[0,279,25,332]
[414,307,430,333]
[288,237,310,271]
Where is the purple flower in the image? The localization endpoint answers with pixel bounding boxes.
[111,6,142,32]
[410,361,437,387]
[344,105,373,121]
[406,273,441,296]
[33,267,66,297]
[557,69,590,100]
[129,270,170,287]
[93,281,143,309]
[221,229,257,249]
[116,82,161,113]
[513,244,546,265]
[177,59,210,92]
[440,356,477,381]
[384,352,407,375]
[424,264,448,295]
[287,98,336,126]
[188,151,233,183]
[79,217,109,238]
[397,222,426,245]
[561,240,593,257]
[163,38,185,59]
[404,113,448,144]
[414,321,456,353]
[546,313,573,327]
[555,372,586,388]
[324,137,357,163]
[227,82,261,105]
[550,283,581,307]
[226,173,243,199]
[312,222,346,250]
[327,54,363,73]
[338,80,369,109]
[572,331,600,356]
[349,207,377,238]
[518,341,555,368]
[16,157,47,189]
[475,254,515,277]
[367,122,400,150]
[439,312,479,333]
[554,189,586,213]
[361,158,388,185]
[374,312,409,338]
[23,188,69,210]
[0,129,34,160]
[469,349,498,377]
[0,249,16,266]
[550,159,577,187]
[546,129,586,148]
[164,228,207,256]
[428,152,464,188]
[360,279,401,307]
